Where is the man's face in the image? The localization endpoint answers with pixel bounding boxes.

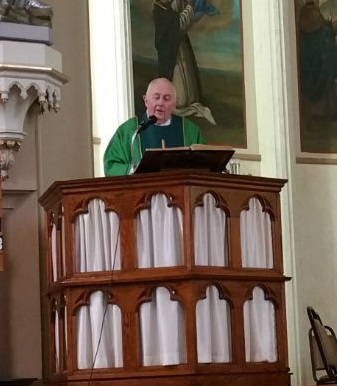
[143,79,177,124]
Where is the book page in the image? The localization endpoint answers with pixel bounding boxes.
[145,144,235,152]
[145,146,190,152]
[189,144,235,151]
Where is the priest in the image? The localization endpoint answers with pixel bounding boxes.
[104,77,205,176]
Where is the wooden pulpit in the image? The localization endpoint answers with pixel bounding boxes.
[39,170,291,386]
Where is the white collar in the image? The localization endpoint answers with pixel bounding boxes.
[157,117,171,126]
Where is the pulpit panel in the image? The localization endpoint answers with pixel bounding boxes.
[39,171,290,386]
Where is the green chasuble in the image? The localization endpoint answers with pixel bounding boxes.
[104,114,205,176]
[140,115,184,153]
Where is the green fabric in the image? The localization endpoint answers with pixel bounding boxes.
[103,115,205,176]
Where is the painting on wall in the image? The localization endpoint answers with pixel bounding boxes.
[130,0,246,148]
[296,0,337,154]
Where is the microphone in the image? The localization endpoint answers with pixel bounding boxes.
[138,115,158,133]
[129,115,158,174]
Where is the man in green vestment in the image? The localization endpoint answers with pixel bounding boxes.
[103,77,205,176]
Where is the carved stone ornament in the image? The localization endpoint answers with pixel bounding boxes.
[0,138,22,179]
[0,40,68,179]
[0,0,53,27]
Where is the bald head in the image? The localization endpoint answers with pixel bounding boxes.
[143,78,177,124]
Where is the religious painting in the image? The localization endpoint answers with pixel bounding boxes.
[130,0,246,148]
[296,0,337,154]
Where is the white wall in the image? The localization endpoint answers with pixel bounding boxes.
[246,1,337,385]
[293,165,337,384]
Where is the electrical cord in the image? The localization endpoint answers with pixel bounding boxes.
[86,208,121,386]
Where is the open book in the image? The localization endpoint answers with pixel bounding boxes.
[134,144,235,174]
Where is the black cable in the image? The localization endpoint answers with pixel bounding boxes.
[86,206,121,386]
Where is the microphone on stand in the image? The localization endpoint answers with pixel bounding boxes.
[138,115,158,133]
[129,115,158,174]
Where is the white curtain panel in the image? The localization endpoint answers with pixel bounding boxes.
[51,215,67,280]
[196,285,231,363]
[74,199,121,272]
[194,193,228,266]
[54,305,68,372]
[71,194,277,368]
[65,305,68,363]
[137,195,185,365]
[137,194,183,267]
[140,286,186,366]
[244,287,277,362]
[74,199,122,369]
[240,198,277,362]
[62,214,66,277]
[194,195,230,362]
[240,198,274,268]
[54,309,60,373]
[77,291,123,369]
[51,223,58,282]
